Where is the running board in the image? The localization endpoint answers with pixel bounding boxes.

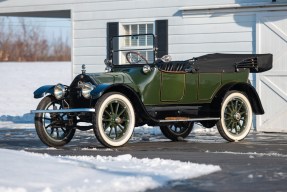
[159,117,220,123]
[30,108,95,114]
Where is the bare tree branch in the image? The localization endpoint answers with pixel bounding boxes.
[0,17,71,62]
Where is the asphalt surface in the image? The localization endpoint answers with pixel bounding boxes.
[0,127,287,192]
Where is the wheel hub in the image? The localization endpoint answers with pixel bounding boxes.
[110,114,122,125]
[233,112,241,121]
[115,117,122,124]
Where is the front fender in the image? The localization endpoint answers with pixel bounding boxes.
[34,85,55,99]
[90,84,111,99]
[91,83,141,100]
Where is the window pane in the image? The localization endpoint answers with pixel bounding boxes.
[139,24,146,46]
[138,51,147,64]
[125,37,130,47]
[123,25,130,35]
[121,51,128,64]
[131,36,138,46]
[123,25,130,46]
[131,25,138,46]
[147,24,154,46]
[147,51,154,63]
[147,24,153,33]
[131,25,137,34]
[139,24,146,34]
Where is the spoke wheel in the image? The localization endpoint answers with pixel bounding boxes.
[217,91,252,142]
[160,122,194,141]
[35,96,75,147]
[93,92,135,147]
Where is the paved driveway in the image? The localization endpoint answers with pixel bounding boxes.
[0,127,286,192]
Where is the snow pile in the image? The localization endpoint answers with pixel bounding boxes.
[0,113,34,123]
[0,149,221,192]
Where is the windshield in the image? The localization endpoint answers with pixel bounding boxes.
[110,34,156,65]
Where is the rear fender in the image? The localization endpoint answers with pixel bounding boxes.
[212,83,264,115]
[34,85,55,99]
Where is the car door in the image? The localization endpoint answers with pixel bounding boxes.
[160,71,186,102]
[198,73,222,101]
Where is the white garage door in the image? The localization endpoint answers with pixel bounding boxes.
[256,12,287,132]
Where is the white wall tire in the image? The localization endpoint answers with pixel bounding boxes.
[93,92,135,147]
[217,91,253,142]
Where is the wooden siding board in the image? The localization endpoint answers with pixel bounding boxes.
[169,32,252,44]
[170,22,253,35]
[74,38,105,47]
[169,15,255,26]
[73,7,179,21]
[169,42,253,54]
[74,47,105,56]
[74,29,106,39]
[74,56,105,65]
[171,51,253,60]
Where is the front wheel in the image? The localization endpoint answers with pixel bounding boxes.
[93,92,135,147]
[160,122,194,141]
[217,91,253,142]
[34,96,76,147]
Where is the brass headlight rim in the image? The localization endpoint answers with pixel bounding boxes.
[54,83,66,100]
[81,82,95,99]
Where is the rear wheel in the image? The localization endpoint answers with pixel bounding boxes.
[34,96,75,147]
[93,92,135,147]
[160,122,194,141]
[217,91,252,142]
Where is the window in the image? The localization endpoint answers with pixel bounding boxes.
[107,20,168,65]
[120,23,154,64]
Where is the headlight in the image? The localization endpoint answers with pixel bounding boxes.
[54,84,66,100]
[81,82,95,99]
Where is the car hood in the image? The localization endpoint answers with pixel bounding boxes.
[87,72,134,85]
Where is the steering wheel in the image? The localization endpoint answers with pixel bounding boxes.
[126,51,148,64]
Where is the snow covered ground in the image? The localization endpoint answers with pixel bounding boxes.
[0,62,221,192]
[0,149,221,192]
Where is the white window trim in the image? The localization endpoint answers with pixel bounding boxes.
[119,22,155,64]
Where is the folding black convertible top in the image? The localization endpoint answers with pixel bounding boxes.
[193,53,273,73]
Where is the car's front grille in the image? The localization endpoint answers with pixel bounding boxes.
[68,85,91,109]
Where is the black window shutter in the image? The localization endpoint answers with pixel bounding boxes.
[107,22,119,64]
[155,20,168,58]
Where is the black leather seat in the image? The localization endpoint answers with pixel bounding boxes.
[157,61,191,72]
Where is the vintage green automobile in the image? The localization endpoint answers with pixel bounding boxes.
[31,34,272,148]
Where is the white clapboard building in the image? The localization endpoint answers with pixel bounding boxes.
[0,0,287,132]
